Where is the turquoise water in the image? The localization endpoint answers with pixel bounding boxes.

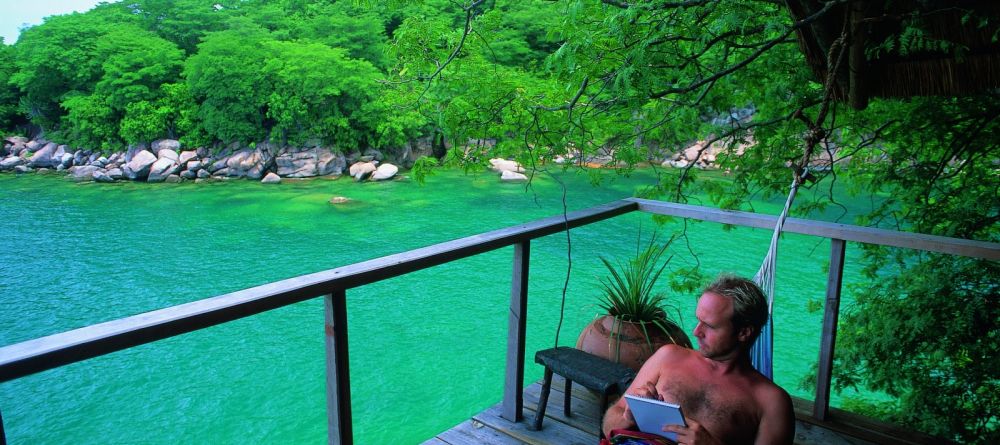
[0,169,871,443]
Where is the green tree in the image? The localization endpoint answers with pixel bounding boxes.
[388,2,1000,442]
[0,39,25,132]
[94,27,184,112]
[830,95,1000,443]
[184,27,273,144]
[60,93,119,150]
[263,40,381,146]
[294,4,391,69]
[58,25,184,149]
[128,0,238,54]
[10,7,137,131]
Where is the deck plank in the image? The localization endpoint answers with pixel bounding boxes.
[473,403,595,445]
[793,421,874,445]
[427,419,529,445]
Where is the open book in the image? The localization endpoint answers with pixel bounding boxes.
[624,394,687,442]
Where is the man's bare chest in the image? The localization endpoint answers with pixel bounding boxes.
[658,376,760,443]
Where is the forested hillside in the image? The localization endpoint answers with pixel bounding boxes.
[1,1,997,442]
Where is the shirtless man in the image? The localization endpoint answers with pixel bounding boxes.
[602,274,795,445]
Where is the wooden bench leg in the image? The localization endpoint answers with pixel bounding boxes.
[563,377,573,417]
[532,367,554,431]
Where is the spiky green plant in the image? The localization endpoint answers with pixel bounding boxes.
[596,235,684,354]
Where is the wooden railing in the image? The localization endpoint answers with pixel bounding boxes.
[1,198,997,444]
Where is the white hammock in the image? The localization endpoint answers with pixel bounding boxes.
[750,173,802,380]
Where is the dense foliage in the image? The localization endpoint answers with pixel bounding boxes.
[2,0,997,442]
[4,0,414,151]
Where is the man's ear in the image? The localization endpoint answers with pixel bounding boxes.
[737,325,755,343]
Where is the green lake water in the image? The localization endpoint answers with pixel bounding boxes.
[0,169,874,444]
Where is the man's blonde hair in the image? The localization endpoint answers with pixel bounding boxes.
[704,274,768,344]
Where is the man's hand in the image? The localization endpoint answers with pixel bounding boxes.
[620,381,661,423]
[663,418,721,445]
[632,381,662,400]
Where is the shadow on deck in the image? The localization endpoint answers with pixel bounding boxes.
[424,375,932,445]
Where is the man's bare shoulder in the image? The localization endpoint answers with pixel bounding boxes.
[655,343,696,358]
[646,344,698,370]
[753,377,795,444]
[753,376,793,415]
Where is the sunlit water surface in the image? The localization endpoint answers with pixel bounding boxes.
[0,169,874,443]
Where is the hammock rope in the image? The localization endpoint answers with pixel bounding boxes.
[750,171,803,380]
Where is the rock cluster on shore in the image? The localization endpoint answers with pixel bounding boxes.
[0,137,402,183]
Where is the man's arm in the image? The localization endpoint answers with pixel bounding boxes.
[602,398,634,438]
[601,345,678,438]
[755,387,795,445]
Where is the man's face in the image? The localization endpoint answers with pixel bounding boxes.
[692,291,741,359]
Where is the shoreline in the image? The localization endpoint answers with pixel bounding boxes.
[0,137,414,184]
[1,135,763,186]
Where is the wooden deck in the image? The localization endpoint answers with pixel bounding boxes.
[422,375,885,445]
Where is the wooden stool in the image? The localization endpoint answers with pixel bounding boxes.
[532,347,636,436]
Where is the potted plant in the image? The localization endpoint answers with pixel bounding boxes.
[576,235,692,371]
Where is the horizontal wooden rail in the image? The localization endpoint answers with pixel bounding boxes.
[627,198,1000,260]
[0,200,637,383]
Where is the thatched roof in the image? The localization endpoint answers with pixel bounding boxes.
[787,0,1000,109]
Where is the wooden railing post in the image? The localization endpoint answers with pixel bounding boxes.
[503,241,530,422]
[814,238,846,420]
[325,289,352,445]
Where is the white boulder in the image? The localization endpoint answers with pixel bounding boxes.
[500,170,528,182]
[93,170,115,183]
[146,158,179,182]
[261,172,281,184]
[317,150,345,176]
[349,161,377,181]
[370,163,398,181]
[157,148,179,162]
[489,158,524,173]
[123,150,158,180]
[67,165,100,182]
[178,150,198,165]
[1,156,25,169]
[28,142,58,168]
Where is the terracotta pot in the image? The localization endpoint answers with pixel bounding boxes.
[576,314,691,371]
